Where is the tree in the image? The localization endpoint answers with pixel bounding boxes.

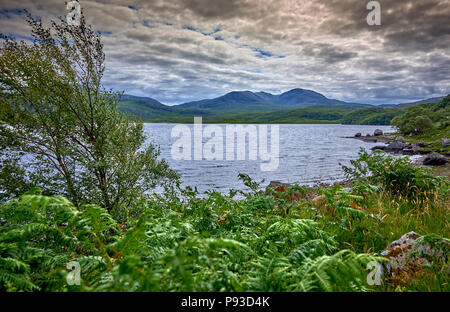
[0,12,178,214]
[391,106,434,135]
[413,115,434,134]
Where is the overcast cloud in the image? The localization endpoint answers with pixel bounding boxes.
[0,0,449,104]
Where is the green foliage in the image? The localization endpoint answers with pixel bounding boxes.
[263,219,337,253]
[410,234,450,292]
[0,191,80,291]
[0,185,402,292]
[320,185,367,219]
[294,250,386,292]
[0,12,178,214]
[341,107,401,125]
[238,173,264,194]
[1,165,448,292]
[391,95,450,135]
[391,107,433,134]
[342,149,445,203]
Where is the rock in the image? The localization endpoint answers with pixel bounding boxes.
[380,232,449,283]
[441,138,450,147]
[311,195,327,207]
[417,142,428,148]
[422,153,448,166]
[402,149,415,155]
[267,181,305,201]
[396,136,405,142]
[371,145,386,151]
[267,181,291,189]
[380,232,422,276]
[364,137,378,143]
[374,129,383,136]
[355,132,362,137]
[366,133,371,137]
[385,141,405,152]
[266,181,296,198]
[418,150,432,155]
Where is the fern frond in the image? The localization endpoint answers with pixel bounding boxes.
[294,250,385,292]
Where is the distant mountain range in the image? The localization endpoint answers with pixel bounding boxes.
[379,96,446,109]
[118,89,446,124]
[175,88,371,113]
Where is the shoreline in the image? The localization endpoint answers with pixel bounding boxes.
[142,121,387,125]
[266,130,449,190]
[347,131,450,175]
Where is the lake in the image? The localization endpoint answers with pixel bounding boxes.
[144,124,393,193]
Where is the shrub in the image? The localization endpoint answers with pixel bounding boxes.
[342,149,445,203]
[391,106,434,135]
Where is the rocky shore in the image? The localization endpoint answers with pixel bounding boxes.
[348,129,449,167]
[266,129,449,191]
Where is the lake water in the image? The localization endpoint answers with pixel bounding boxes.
[144,124,393,194]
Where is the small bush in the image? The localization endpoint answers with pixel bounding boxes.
[342,149,445,203]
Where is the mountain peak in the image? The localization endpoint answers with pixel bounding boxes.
[220,90,263,103]
[282,88,327,97]
[286,88,307,92]
[226,90,253,95]
[278,88,328,105]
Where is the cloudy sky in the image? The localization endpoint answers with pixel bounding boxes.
[1,0,449,105]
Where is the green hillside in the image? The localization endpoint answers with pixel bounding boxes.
[174,89,370,114]
[341,107,402,125]
[391,94,450,137]
[117,93,448,125]
[118,99,400,125]
[207,105,352,124]
[118,97,213,123]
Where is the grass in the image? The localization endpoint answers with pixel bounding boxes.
[0,151,448,292]
[399,125,450,159]
[405,126,450,144]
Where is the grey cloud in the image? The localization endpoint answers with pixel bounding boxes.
[301,43,358,64]
[317,0,450,52]
[181,0,253,19]
[0,0,448,105]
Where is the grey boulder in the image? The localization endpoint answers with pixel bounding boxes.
[422,153,448,166]
[396,136,405,142]
[379,232,449,280]
[385,141,405,152]
[374,129,383,136]
[441,138,450,147]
